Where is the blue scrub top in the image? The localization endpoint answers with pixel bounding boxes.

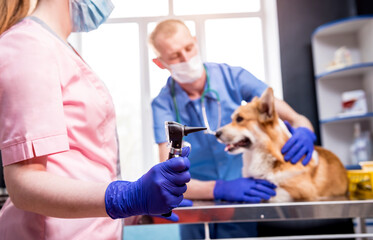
[151,62,267,181]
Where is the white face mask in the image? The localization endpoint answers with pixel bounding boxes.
[166,55,204,84]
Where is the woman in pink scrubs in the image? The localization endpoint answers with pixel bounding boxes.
[0,0,191,239]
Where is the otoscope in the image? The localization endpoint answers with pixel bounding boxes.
[162,121,206,217]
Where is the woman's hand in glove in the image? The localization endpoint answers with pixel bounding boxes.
[105,147,191,219]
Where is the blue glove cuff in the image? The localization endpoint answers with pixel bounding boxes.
[105,181,129,219]
[105,180,146,219]
[213,180,224,200]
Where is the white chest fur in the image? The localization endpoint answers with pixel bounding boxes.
[242,149,301,202]
[242,150,275,180]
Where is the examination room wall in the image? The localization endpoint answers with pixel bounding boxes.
[276,0,373,144]
[277,0,354,144]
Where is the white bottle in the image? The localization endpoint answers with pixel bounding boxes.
[350,123,371,165]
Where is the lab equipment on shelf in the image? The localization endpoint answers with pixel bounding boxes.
[349,122,371,165]
[339,90,368,117]
[326,46,353,72]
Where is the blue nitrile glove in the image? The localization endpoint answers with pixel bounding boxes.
[213,178,277,203]
[155,199,193,222]
[105,147,191,219]
[281,121,317,166]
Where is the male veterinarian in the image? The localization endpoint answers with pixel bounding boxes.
[149,19,316,239]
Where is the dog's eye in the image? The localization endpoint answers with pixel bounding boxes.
[236,115,244,123]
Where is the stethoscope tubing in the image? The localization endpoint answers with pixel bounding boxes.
[171,64,221,135]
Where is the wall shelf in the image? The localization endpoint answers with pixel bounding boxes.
[320,112,373,124]
[312,16,373,165]
[316,62,373,80]
[312,15,373,38]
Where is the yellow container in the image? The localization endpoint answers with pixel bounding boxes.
[347,169,373,199]
[359,161,373,170]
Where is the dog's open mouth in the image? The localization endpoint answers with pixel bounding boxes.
[224,137,252,152]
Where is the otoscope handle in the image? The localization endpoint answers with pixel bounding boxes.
[168,152,175,159]
[161,151,178,217]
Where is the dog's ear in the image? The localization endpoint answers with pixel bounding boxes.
[257,87,275,123]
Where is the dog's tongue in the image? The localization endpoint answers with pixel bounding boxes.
[224,144,234,152]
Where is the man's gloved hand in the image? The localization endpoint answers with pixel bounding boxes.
[154,199,193,222]
[281,121,317,166]
[213,178,277,203]
[105,147,191,219]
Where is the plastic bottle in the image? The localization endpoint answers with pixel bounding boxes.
[350,123,371,165]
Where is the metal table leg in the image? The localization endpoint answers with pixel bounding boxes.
[204,222,210,240]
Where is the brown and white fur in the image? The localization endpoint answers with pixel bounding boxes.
[215,88,348,202]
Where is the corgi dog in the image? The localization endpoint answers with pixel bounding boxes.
[215,87,348,202]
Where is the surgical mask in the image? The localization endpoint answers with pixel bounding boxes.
[70,0,114,32]
[167,55,204,84]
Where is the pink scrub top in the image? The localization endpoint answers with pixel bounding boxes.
[0,17,122,240]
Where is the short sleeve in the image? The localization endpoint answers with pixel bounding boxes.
[0,29,69,165]
[235,68,268,101]
[151,93,176,144]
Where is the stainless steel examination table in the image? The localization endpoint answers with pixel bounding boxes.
[126,197,373,239]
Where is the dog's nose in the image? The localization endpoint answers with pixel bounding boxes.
[215,130,222,139]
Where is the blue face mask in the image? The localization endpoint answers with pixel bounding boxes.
[70,0,114,32]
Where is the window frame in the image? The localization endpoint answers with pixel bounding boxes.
[70,0,282,177]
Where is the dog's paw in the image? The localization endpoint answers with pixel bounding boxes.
[268,188,293,203]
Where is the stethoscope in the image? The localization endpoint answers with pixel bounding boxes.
[171,65,221,135]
